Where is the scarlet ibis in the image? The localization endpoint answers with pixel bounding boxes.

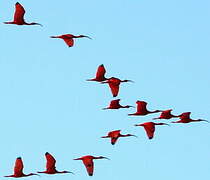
[101,130,137,145]
[87,64,108,82]
[4,157,39,178]
[37,152,73,175]
[135,122,169,139]
[171,112,209,123]
[101,77,133,97]
[103,99,134,110]
[4,2,42,26]
[153,109,179,120]
[50,34,91,47]
[128,101,161,116]
[74,155,109,176]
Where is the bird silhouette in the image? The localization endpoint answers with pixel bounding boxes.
[153,109,179,120]
[135,122,169,139]
[102,99,134,110]
[128,101,161,116]
[37,152,73,175]
[74,155,109,176]
[4,157,39,178]
[101,130,137,145]
[87,64,108,82]
[4,2,42,26]
[50,34,91,47]
[171,112,208,123]
[101,77,133,97]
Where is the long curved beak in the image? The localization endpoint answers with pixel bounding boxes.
[84,36,92,39]
[201,119,209,123]
[103,157,110,160]
[131,135,138,138]
[36,23,43,27]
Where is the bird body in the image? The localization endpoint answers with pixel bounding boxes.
[87,64,107,82]
[171,112,208,123]
[74,155,109,176]
[50,34,91,47]
[153,109,179,120]
[37,152,73,175]
[4,2,42,26]
[101,77,133,97]
[103,99,133,110]
[128,101,161,116]
[5,157,39,178]
[135,122,169,139]
[101,130,137,145]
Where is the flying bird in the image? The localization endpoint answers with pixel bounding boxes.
[171,112,208,123]
[128,101,161,116]
[103,99,134,110]
[37,152,73,175]
[50,34,91,47]
[74,155,109,176]
[4,157,39,178]
[153,109,179,120]
[4,2,42,26]
[135,122,169,139]
[87,64,108,82]
[101,77,133,97]
[101,130,137,145]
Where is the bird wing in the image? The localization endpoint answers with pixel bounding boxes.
[63,38,74,47]
[45,153,56,171]
[83,158,94,176]
[110,99,120,107]
[108,83,119,97]
[144,124,155,139]
[95,65,106,80]
[111,137,119,145]
[14,158,24,175]
[180,112,191,119]
[136,101,147,113]
[14,3,25,23]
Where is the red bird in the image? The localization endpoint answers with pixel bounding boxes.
[101,77,133,97]
[171,112,208,123]
[37,152,73,175]
[128,101,161,116]
[74,155,109,176]
[101,130,137,145]
[4,157,39,178]
[103,99,134,110]
[87,64,108,82]
[50,34,91,47]
[4,2,42,26]
[153,109,179,120]
[135,122,169,139]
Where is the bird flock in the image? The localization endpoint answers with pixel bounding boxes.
[2,1,208,178]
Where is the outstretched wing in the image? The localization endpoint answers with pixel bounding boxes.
[136,101,147,113]
[144,123,155,139]
[45,152,56,171]
[14,2,25,23]
[83,159,94,176]
[14,157,24,175]
[110,99,120,107]
[109,83,119,97]
[63,38,74,47]
[95,64,106,80]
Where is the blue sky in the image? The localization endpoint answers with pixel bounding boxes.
[1,0,210,179]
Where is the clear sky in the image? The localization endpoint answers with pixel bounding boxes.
[1,0,210,179]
